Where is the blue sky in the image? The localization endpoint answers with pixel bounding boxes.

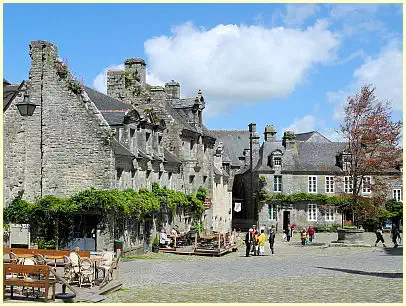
[4,3,403,141]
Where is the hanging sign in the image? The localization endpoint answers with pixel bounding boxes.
[204,196,212,210]
[234,202,242,212]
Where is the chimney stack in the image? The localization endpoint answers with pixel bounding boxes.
[165,80,180,99]
[264,125,277,142]
[282,131,297,151]
[124,58,146,87]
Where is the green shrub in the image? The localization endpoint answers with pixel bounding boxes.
[38,239,56,250]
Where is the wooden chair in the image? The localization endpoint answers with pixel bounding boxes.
[79,258,94,288]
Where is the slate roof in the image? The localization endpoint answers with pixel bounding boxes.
[295,131,331,142]
[254,141,348,173]
[113,139,135,158]
[210,130,250,167]
[171,98,196,109]
[163,148,182,164]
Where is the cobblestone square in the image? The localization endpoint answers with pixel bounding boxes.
[105,233,403,303]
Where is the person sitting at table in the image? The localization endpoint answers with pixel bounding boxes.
[159,228,170,248]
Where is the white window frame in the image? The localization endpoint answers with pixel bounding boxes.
[307,203,317,221]
[268,204,277,220]
[325,176,335,193]
[308,176,317,193]
[273,175,282,192]
[344,176,353,194]
[362,176,372,194]
[325,208,335,221]
[273,157,282,167]
[393,189,402,201]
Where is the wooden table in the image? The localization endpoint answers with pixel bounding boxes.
[16,254,34,264]
[45,255,64,268]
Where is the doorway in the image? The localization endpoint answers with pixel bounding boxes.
[283,211,290,232]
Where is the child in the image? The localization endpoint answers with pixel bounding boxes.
[300,229,307,246]
[257,229,267,256]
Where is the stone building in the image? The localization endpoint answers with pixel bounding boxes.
[232,125,403,232]
[3,40,232,251]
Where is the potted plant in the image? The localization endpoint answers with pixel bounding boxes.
[151,233,160,253]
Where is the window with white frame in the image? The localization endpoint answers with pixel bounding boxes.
[325,208,335,221]
[274,175,282,192]
[393,189,402,201]
[268,204,277,220]
[308,176,317,193]
[325,176,334,193]
[362,176,371,194]
[344,176,353,193]
[273,157,282,167]
[308,204,317,221]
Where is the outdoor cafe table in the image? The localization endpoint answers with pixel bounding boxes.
[16,253,35,264]
[45,255,65,268]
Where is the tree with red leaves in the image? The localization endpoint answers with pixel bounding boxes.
[339,85,402,225]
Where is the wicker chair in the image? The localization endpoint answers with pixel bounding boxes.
[8,251,18,264]
[79,258,94,288]
[68,252,81,284]
[96,251,114,280]
[63,255,75,283]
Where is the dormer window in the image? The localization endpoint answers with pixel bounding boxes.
[268,150,283,168]
[341,153,352,171]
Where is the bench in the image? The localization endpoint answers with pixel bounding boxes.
[4,247,90,258]
[3,264,56,302]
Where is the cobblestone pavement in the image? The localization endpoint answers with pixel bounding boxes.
[105,233,402,303]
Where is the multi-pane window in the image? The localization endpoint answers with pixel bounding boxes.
[325,176,334,193]
[308,176,317,193]
[274,175,282,192]
[273,157,282,167]
[362,176,371,194]
[268,204,277,220]
[308,204,317,221]
[344,176,353,193]
[325,208,335,221]
[393,189,402,201]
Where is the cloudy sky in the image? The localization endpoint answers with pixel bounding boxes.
[4,3,402,141]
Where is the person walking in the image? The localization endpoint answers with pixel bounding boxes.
[391,223,399,248]
[300,229,307,246]
[257,229,267,256]
[286,224,292,242]
[268,228,276,256]
[245,228,253,257]
[307,226,315,243]
[375,225,386,247]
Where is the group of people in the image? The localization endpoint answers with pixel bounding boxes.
[245,225,277,257]
[283,224,315,246]
[244,225,270,256]
[375,223,402,248]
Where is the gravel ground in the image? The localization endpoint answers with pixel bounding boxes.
[105,232,402,303]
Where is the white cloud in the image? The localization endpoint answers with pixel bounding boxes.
[144,21,339,115]
[283,115,316,133]
[92,65,165,94]
[283,4,319,26]
[328,40,402,121]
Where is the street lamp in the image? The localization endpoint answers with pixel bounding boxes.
[16,93,37,116]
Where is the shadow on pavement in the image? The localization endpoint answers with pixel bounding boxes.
[382,247,403,256]
[315,266,403,279]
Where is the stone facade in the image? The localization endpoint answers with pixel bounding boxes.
[4,41,233,251]
[232,125,403,231]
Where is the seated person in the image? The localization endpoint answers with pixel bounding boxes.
[159,228,171,248]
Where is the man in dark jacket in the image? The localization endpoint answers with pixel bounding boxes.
[269,228,276,256]
[392,223,399,248]
[245,228,253,257]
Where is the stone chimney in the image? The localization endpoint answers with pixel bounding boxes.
[107,69,125,100]
[124,58,146,87]
[165,80,180,99]
[264,125,277,142]
[248,123,260,168]
[282,131,297,151]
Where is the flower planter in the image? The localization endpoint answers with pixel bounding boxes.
[151,245,160,253]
